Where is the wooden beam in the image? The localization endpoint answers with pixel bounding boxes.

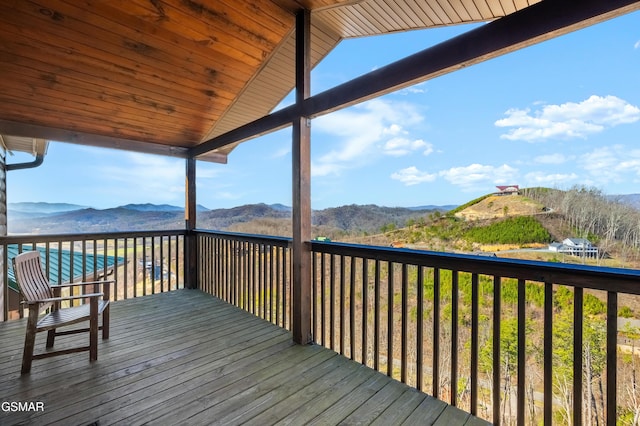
[292,8,312,345]
[190,0,640,156]
[0,119,227,163]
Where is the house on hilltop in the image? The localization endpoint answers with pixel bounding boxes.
[496,185,520,196]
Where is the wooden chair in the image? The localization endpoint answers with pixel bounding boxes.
[12,250,112,374]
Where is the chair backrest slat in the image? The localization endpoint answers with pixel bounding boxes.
[13,251,54,312]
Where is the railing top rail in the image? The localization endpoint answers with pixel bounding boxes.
[311,240,640,295]
[195,229,292,247]
[0,229,188,244]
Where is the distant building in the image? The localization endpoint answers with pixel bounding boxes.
[548,238,598,257]
[495,185,520,196]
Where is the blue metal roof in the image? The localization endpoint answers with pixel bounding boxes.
[7,245,125,292]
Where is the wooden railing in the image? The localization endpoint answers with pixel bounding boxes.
[310,240,640,426]
[1,230,186,320]
[197,230,640,426]
[7,229,640,424]
[197,230,292,330]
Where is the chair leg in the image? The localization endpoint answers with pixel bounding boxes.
[46,329,56,348]
[21,307,39,374]
[102,305,110,340]
[89,298,98,362]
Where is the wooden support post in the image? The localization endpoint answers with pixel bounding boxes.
[292,8,312,345]
[185,157,198,290]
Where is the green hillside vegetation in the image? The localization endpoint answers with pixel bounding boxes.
[447,193,492,216]
[464,216,552,244]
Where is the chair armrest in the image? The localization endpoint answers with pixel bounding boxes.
[52,280,112,301]
[54,280,115,288]
[23,293,104,305]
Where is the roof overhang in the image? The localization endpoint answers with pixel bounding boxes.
[0,134,48,157]
[0,0,638,163]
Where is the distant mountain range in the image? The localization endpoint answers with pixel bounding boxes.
[7,202,454,235]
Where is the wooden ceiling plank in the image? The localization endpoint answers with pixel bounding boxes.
[465,0,494,20]
[54,0,263,76]
[0,91,206,137]
[2,1,256,87]
[0,47,232,121]
[513,0,531,11]
[0,83,204,136]
[448,0,476,21]
[215,0,295,39]
[401,0,437,27]
[0,59,228,118]
[436,0,464,23]
[0,15,241,98]
[105,0,278,64]
[349,3,393,33]
[0,18,247,106]
[484,0,507,17]
[0,85,213,140]
[413,0,449,26]
[0,100,190,145]
[385,0,424,28]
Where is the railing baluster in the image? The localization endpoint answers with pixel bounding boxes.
[451,270,459,407]
[574,287,584,426]
[471,273,479,416]
[269,245,274,323]
[433,267,440,397]
[401,263,408,384]
[142,237,147,296]
[388,261,394,378]
[340,254,346,356]
[276,246,282,327]
[374,259,380,372]
[417,265,424,392]
[330,254,335,351]
[321,253,326,347]
[312,252,317,338]
[362,258,368,367]
[493,276,502,426]
[349,256,355,359]
[544,282,553,426]
[606,291,617,426]
[150,236,155,294]
[517,278,526,426]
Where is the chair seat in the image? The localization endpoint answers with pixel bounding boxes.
[36,300,110,332]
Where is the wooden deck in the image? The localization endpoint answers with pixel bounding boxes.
[0,290,489,425]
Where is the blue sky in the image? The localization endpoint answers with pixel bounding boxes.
[7,11,640,210]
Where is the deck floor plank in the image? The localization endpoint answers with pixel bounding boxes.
[0,290,487,425]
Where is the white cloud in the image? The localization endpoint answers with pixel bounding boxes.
[383,138,433,157]
[391,167,437,186]
[97,153,185,203]
[495,95,640,141]
[439,163,518,190]
[524,171,578,186]
[579,145,640,182]
[312,98,425,176]
[271,146,290,158]
[635,40,640,49]
[534,153,568,164]
[399,83,427,95]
